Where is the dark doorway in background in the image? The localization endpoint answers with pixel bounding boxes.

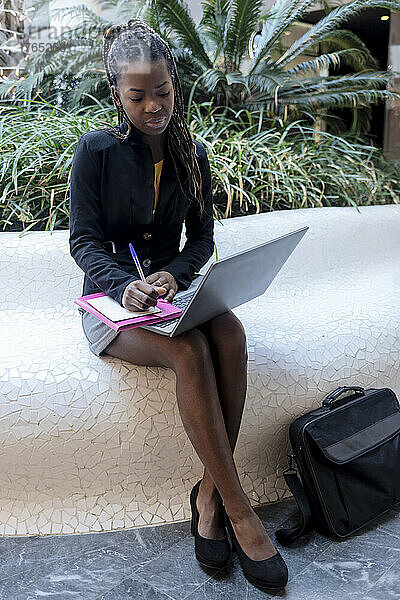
[302,8,390,147]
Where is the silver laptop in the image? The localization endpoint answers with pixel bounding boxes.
[142,226,309,337]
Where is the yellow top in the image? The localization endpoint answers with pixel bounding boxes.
[153,159,164,218]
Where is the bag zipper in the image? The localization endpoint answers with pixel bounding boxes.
[292,407,340,535]
[299,419,342,536]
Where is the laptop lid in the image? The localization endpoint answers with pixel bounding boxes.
[170,225,309,336]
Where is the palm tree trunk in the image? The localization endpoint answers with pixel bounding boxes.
[0,0,27,79]
[313,65,328,142]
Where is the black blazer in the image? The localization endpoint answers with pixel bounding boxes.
[69,122,214,306]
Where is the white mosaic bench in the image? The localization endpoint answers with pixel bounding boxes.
[2,204,400,536]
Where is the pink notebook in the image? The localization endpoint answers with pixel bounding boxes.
[74,292,182,332]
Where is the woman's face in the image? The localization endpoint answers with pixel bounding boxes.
[111,58,174,137]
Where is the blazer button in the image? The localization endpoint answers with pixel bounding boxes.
[143,258,151,268]
[143,232,152,241]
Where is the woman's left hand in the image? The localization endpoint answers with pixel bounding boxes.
[146,271,178,303]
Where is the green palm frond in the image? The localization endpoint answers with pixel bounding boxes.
[225,70,251,89]
[46,3,107,28]
[287,49,374,75]
[278,71,392,98]
[60,48,105,78]
[140,0,177,44]
[245,71,395,112]
[172,46,207,76]
[0,69,44,102]
[225,0,264,70]
[283,89,396,109]
[277,0,400,66]
[1,1,109,105]
[317,30,380,70]
[4,0,400,137]
[68,76,108,107]
[148,0,213,68]
[200,0,231,52]
[247,70,290,95]
[200,67,230,93]
[249,0,315,73]
[91,0,147,22]
[28,28,101,73]
[199,0,235,73]
[243,89,396,118]
[7,36,103,103]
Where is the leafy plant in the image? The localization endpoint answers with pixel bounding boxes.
[4,0,400,129]
[146,0,400,125]
[0,97,112,233]
[1,99,398,235]
[2,0,400,130]
[189,100,400,217]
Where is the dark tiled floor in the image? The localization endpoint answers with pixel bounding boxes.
[2,497,400,599]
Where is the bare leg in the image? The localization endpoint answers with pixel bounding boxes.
[195,312,248,539]
[104,321,278,560]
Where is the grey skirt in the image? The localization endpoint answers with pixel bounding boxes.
[79,307,120,357]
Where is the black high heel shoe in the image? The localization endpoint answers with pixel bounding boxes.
[225,513,288,590]
[190,480,232,569]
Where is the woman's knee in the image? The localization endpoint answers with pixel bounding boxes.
[210,311,248,358]
[169,328,212,373]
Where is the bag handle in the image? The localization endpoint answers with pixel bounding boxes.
[322,386,365,409]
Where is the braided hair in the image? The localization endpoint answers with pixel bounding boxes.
[101,18,204,214]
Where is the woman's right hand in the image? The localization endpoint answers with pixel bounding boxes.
[122,280,167,312]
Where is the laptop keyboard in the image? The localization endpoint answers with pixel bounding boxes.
[153,293,194,329]
[171,294,194,310]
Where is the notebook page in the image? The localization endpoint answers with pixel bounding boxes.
[86,295,161,322]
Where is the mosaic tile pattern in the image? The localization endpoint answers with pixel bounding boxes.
[1,205,399,536]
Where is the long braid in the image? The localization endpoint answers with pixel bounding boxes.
[100,19,204,214]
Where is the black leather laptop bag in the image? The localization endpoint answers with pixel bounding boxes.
[275,386,400,545]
